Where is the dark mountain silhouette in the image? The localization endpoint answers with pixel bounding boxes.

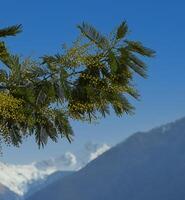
[27,117,185,200]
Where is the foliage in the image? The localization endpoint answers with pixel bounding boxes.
[0,21,155,148]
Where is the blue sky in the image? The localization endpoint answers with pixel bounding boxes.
[1,0,185,164]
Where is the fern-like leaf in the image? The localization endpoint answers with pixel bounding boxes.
[126,40,155,57]
[116,21,128,39]
[77,23,109,50]
[0,24,22,38]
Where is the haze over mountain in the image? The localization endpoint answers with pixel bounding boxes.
[0,143,110,200]
[28,117,185,200]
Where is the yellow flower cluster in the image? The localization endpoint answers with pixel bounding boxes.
[0,42,9,60]
[0,92,25,122]
[102,84,126,93]
[110,70,132,81]
[80,73,100,84]
[113,101,124,109]
[59,41,105,71]
[69,102,95,112]
[110,74,119,81]
[17,106,54,127]
[63,47,89,68]
[80,73,126,94]
[83,56,104,69]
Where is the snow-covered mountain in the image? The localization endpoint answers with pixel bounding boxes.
[0,162,56,196]
[0,143,110,199]
[28,117,185,200]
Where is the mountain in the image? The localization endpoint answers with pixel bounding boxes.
[28,117,185,200]
[0,171,72,200]
[24,171,73,199]
[0,158,74,200]
[0,183,18,200]
[0,143,110,199]
[0,164,72,200]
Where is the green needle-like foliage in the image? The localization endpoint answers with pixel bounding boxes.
[0,24,22,38]
[0,21,155,149]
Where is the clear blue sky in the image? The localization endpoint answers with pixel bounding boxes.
[1,0,185,164]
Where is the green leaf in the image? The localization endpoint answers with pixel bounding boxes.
[77,23,109,50]
[0,42,10,62]
[125,40,155,57]
[108,51,118,73]
[0,24,22,38]
[116,21,128,39]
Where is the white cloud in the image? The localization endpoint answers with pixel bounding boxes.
[0,142,111,196]
[88,143,111,161]
[78,142,111,165]
[54,152,77,170]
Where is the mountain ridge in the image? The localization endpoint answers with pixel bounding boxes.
[0,183,19,200]
[0,142,110,199]
[27,116,185,200]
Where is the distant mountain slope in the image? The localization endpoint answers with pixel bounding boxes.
[0,183,18,200]
[0,143,110,199]
[24,171,73,199]
[0,171,72,200]
[28,117,185,200]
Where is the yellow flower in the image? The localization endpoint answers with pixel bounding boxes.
[0,92,26,123]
